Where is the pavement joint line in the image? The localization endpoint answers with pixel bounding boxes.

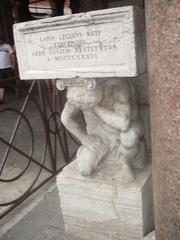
[0,178,57,238]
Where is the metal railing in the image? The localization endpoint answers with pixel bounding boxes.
[0,79,79,219]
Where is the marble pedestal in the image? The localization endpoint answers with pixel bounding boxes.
[57,160,154,240]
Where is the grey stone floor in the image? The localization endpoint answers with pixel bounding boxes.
[0,183,66,240]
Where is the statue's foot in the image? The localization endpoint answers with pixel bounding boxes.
[115,165,134,184]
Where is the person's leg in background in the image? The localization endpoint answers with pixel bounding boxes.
[0,69,5,104]
[70,0,80,14]
[50,0,80,16]
[96,0,108,10]
[49,0,65,16]
[4,67,16,95]
[3,68,14,79]
[0,67,15,101]
[0,88,5,104]
[18,0,32,21]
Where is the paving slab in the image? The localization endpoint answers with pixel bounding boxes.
[0,179,66,240]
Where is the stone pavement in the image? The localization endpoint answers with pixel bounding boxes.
[0,180,66,240]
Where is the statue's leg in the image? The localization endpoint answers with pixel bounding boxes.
[132,141,147,169]
[77,135,108,176]
[115,145,138,183]
[114,120,146,183]
[119,140,147,183]
[115,129,140,183]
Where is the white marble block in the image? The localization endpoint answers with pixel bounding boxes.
[13,6,146,79]
[57,160,154,240]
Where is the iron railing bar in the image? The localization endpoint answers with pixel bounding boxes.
[57,131,69,163]
[68,131,81,146]
[42,81,57,172]
[62,127,69,161]
[54,104,57,169]
[37,81,56,172]
[52,80,57,170]
[65,132,80,160]
[69,150,78,161]
[0,137,53,175]
[0,81,35,175]
[52,80,56,113]
[54,84,69,161]
[42,81,67,169]
[44,82,68,164]
[43,83,56,115]
[57,91,70,160]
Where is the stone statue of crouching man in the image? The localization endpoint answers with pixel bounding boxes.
[57,78,146,183]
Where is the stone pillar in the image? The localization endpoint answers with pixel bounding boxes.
[0,0,14,44]
[145,1,179,240]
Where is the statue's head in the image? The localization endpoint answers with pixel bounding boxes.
[67,78,103,109]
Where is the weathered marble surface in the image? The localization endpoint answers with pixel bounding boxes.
[57,161,154,240]
[57,78,147,183]
[13,6,146,79]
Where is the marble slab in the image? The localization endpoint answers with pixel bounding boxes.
[13,6,146,80]
[56,160,154,240]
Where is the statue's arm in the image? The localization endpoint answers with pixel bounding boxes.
[94,102,131,131]
[61,102,87,143]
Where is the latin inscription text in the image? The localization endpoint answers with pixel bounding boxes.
[29,28,120,65]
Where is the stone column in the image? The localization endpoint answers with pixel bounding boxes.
[145,1,179,240]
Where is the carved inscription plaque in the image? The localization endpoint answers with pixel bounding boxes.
[14,6,144,79]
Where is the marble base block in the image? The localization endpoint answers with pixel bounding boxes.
[56,160,154,240]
